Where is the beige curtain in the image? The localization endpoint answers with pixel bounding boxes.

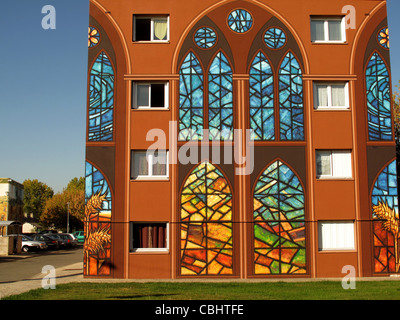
[154,20,167,40]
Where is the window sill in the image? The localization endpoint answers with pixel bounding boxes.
[131,107,170,111]
[130,249,169,254]
[131,177,170,182]
[318,249,356,253]
[314,107,350,111]
[311,41,347,45]
[316,176,353,181]
[132,41,170,44]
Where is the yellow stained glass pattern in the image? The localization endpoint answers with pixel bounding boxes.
[180,162,233,275]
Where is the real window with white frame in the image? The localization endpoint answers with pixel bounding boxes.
[132,82,169,109]
[318,221,355,251]
[314,82,349,109]
[316,150,352,179]
[130,222,169,252]
[131,150,169,179]
[133,15,169,42]
[311,17,346,43]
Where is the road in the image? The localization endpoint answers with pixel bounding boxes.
[0,246,84,298]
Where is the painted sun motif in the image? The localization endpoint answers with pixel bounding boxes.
[88,26,100,48]
[378,27,389,49]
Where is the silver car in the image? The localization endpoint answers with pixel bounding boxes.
[21,235,47,252]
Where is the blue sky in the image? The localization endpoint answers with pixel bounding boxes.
[0,0,399,193]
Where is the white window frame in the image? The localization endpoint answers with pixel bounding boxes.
[133,15,170,42]
[316,150,352,179]
[313,82,349,110]
[131,150,169,180]
[130,222,169,253]
[318,221,355,251]
[311,17,346,43]
[132,81,169,109]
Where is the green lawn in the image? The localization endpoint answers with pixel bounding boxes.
[4,280,400,300]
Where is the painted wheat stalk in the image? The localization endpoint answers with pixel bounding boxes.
[373,200,400,272]
[84,191,111,275]
[86,225,111,254]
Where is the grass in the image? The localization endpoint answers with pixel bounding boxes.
[4,280,400,300]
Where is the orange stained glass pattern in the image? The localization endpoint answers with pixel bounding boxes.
[180,162,234,275]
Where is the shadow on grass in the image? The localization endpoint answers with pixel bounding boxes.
[106,293,179,299]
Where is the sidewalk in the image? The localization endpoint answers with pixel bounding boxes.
[0,261,84,299]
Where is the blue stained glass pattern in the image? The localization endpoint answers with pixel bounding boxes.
[253,161,306,274]
[278,52,304,141]
[227,9,253,33]
[88,52,114,141]
[208,52,233,140]
[179,52,204,140]
[249,52,275,140]
[366,52,392,141]
[85,162,112,212]
[264,27,286,49]
[195,27,217,49]
[372,160,398,216]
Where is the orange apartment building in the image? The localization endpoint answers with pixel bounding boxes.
[84,0,398,279]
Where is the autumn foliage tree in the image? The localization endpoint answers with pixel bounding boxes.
[40,177,85,231]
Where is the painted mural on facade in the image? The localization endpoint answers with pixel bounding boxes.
[84,162,112,276]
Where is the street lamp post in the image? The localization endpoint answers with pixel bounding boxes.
[67,202,70,233]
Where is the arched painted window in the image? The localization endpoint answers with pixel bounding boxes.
[253,160,306,274]
[249,51,275,140]
[88,51,115,142]
[179,52,204,141]
[180,162,233,275]
[366,52,392,141]
[371,160,399,273]
[208,52,233,141]
[84,161,112,276]
[278,52,304,141]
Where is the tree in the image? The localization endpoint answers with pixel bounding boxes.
[23,179,54,221]
[40,177,84,231]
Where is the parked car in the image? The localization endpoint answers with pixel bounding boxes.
[21,235,47,252]
[72,231,84,243]
[31,234,59,250]
[59,233,78,248]
[44,233,67,248]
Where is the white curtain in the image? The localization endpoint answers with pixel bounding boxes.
[331,85,345,107]
[311,20,325,41]
[319,222,355,250]
[317,85,328,107]
[316,151,332,176]
[154,19,167,40]
[332,151,352,178]
[328,20,342,41]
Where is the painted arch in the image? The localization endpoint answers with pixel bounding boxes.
[180,161,234,275]
[253,160,306,274]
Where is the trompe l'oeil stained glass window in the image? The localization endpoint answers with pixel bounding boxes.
[249,51,275,140]
[372,160,399,273]
[179,52,204,141]
[279,52,304,141]
[180,162,233,275]
[88,51,114,142]
[227,9,253,33]
[194,27,217,49]
[84,162,112,276]
[377,27,389,49]
[208,52,233,141]
[264,27,286,49]
[88,26,100,48]
[253,160,306,274]
[366,52,392,141]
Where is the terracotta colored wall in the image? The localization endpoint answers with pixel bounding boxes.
[89,0,390,279]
